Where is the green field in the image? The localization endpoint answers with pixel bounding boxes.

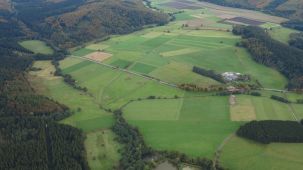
[19,40,53,55]
[231,95,295,121]
[220,136,303,170]
[267,26,298,43]
[124,95,240,158]
[85,130,121,170]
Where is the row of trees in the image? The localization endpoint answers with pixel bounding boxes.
[179,83,225,92]
[192,66,225,83]
[237,120,303,144]
[233,26,303,89]
[52,60,88,92]
[270,95,290,103]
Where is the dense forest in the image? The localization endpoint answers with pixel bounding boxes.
[237,120,303,144]
[289,32,303,50]
[0,117,88,170]
[233,25,303,89]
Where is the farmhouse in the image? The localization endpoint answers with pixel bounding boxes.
[222,72,241,81]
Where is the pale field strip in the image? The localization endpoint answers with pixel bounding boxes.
[230,97,257,121]
[160,48,201,57]
[84,51,112,62]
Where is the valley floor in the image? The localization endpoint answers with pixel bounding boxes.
[28,0,303,169]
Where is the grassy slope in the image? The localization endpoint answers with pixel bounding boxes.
[19,40,53,55]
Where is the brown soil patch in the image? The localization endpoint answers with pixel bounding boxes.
[84,51,112,62]
[0,0,11,11]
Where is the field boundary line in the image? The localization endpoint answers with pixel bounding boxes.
[283,93,299,121]
[213,133,235,169]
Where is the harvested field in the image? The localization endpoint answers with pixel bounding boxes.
[84,51,112,62]
[230,96,256,121]
[160,48,200,57]
[161,1,201,9]
[227,17,265,26]
[185,19,215,28]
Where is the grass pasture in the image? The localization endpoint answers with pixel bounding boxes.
[85,130,120,170]
[110,59,133,69]
[221,136,303,170]
[229,95,294,121]
[124,95,240,158]
[19,40,53,55]
[129,62,157,74]
[72,48,96,57]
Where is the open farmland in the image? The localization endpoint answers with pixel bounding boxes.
[26,0,303,169]
[71,22,287,89]
[123,95,241,158]
[19,40,54,55]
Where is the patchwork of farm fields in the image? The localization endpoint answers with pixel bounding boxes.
[27,0,303,169]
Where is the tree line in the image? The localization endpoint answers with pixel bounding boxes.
[270,95,290,103]
[193,66,226,83]
[237,120,303,144]
[233,25,303,90]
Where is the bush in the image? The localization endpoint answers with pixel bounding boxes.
[270,95,290,103]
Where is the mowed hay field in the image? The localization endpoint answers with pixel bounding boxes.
[19,40,54,55]
[124,94,241,158]
[220,136,303,170]
[230,95,295,121]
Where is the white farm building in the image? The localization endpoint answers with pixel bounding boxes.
[221,72,241,81]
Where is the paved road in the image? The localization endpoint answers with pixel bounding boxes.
[72,56,178,88]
